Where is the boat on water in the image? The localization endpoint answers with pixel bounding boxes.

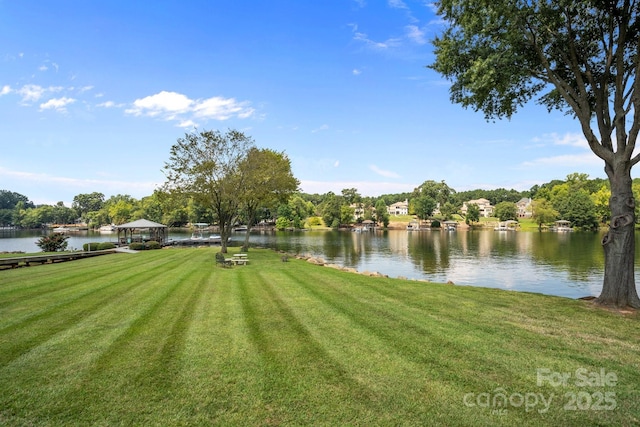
[52,227,71,233]
[98,225,115,233]
[233,225,249,232]
[550,220,573,232]
[442,220,458,231]
[494,220,519,231]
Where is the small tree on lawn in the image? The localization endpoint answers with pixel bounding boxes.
[36,233,69,252]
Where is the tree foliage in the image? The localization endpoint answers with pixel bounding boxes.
[321,192,343,229]
[493,202,518,221]
[465,203,480,225]
[531,199,559,231]
[413,180,454,206]
[72,192,105,219]
[431,0,640,308]
[554,190,599,230]
[163,129,255,253]
[413,195,437,220]
[375,198,390,227]
[237,148,299,250]
[36,233,69,252]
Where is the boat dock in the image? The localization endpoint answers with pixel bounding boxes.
[0,249,116,270]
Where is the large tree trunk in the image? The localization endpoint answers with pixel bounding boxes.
[220,222,232,254]
[596,162,640,308]
[241,210,255,252]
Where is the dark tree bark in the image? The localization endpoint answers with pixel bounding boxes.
[598,163,640,308]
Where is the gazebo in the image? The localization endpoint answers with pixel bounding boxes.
[115,219,168,246]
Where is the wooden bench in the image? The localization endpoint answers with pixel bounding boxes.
[215,252,233,267]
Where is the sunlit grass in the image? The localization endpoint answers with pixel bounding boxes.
[0,248,638,425]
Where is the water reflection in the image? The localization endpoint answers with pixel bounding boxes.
[2,228,637,300]
[245,229,627,299]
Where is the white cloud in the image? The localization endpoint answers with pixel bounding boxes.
[312,124,330,133]
[14,84,64,104]
[353,30,402,50]
[194,96,254,120]
[17,84,46,102]
[97,100,116,108]
[369,164,401,178]
[521,152,601,168]
[300,180,416,196]
[126,91,193,117]
[518,131,603,169]
[39,97,76,112]
[388,0,408,9]
[178,119,197,128]
[424,2,439,14]
[0,85,11,95]
[533,132,588,148]
[0,166,159,202]
[126,91,254,124]
[352,68,362,75]
[405,25,426,44]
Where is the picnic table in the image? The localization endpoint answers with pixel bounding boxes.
[232,253,249,265]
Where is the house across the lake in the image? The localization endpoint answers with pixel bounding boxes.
[387,199,409,216]
[460,198,494,218]
[516,198,533,217]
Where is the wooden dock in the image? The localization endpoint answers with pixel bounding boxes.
[0,249,116,270]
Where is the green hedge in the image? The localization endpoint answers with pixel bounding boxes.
[145,241,162,250]
[128,241,162,251]
[98,242,116,250]
[83,243,100,251]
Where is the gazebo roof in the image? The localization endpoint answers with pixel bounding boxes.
[116,219,167,229]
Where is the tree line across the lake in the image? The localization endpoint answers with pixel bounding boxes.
[1,171,636,232]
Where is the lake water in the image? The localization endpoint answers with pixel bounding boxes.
[1,228,636,300]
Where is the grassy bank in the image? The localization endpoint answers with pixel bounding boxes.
[0,248,638,426]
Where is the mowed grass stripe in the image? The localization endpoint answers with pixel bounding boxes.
[270,267,498,423]
[271,264,639,425]
[45,251,213,424]
[0,250,209,424]
[0,251,152,304]
[0,248,638,426]
[0,251,186,326]
[0,251,195,368]
[237,269,380,425]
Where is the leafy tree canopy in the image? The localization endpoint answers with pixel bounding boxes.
[431,0,640,307]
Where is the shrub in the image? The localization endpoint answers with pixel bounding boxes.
[431,220,441,228]
[275,217,290,230]
[129,242,146,251]
[307,216,323,227]
[98,242,116,250]
[83,242,100,251]
[145,241,162,250]
[36,233,69,252]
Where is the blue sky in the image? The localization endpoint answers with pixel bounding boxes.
[0,0,610,205]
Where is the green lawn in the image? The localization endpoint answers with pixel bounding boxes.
[0,248,638,426]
